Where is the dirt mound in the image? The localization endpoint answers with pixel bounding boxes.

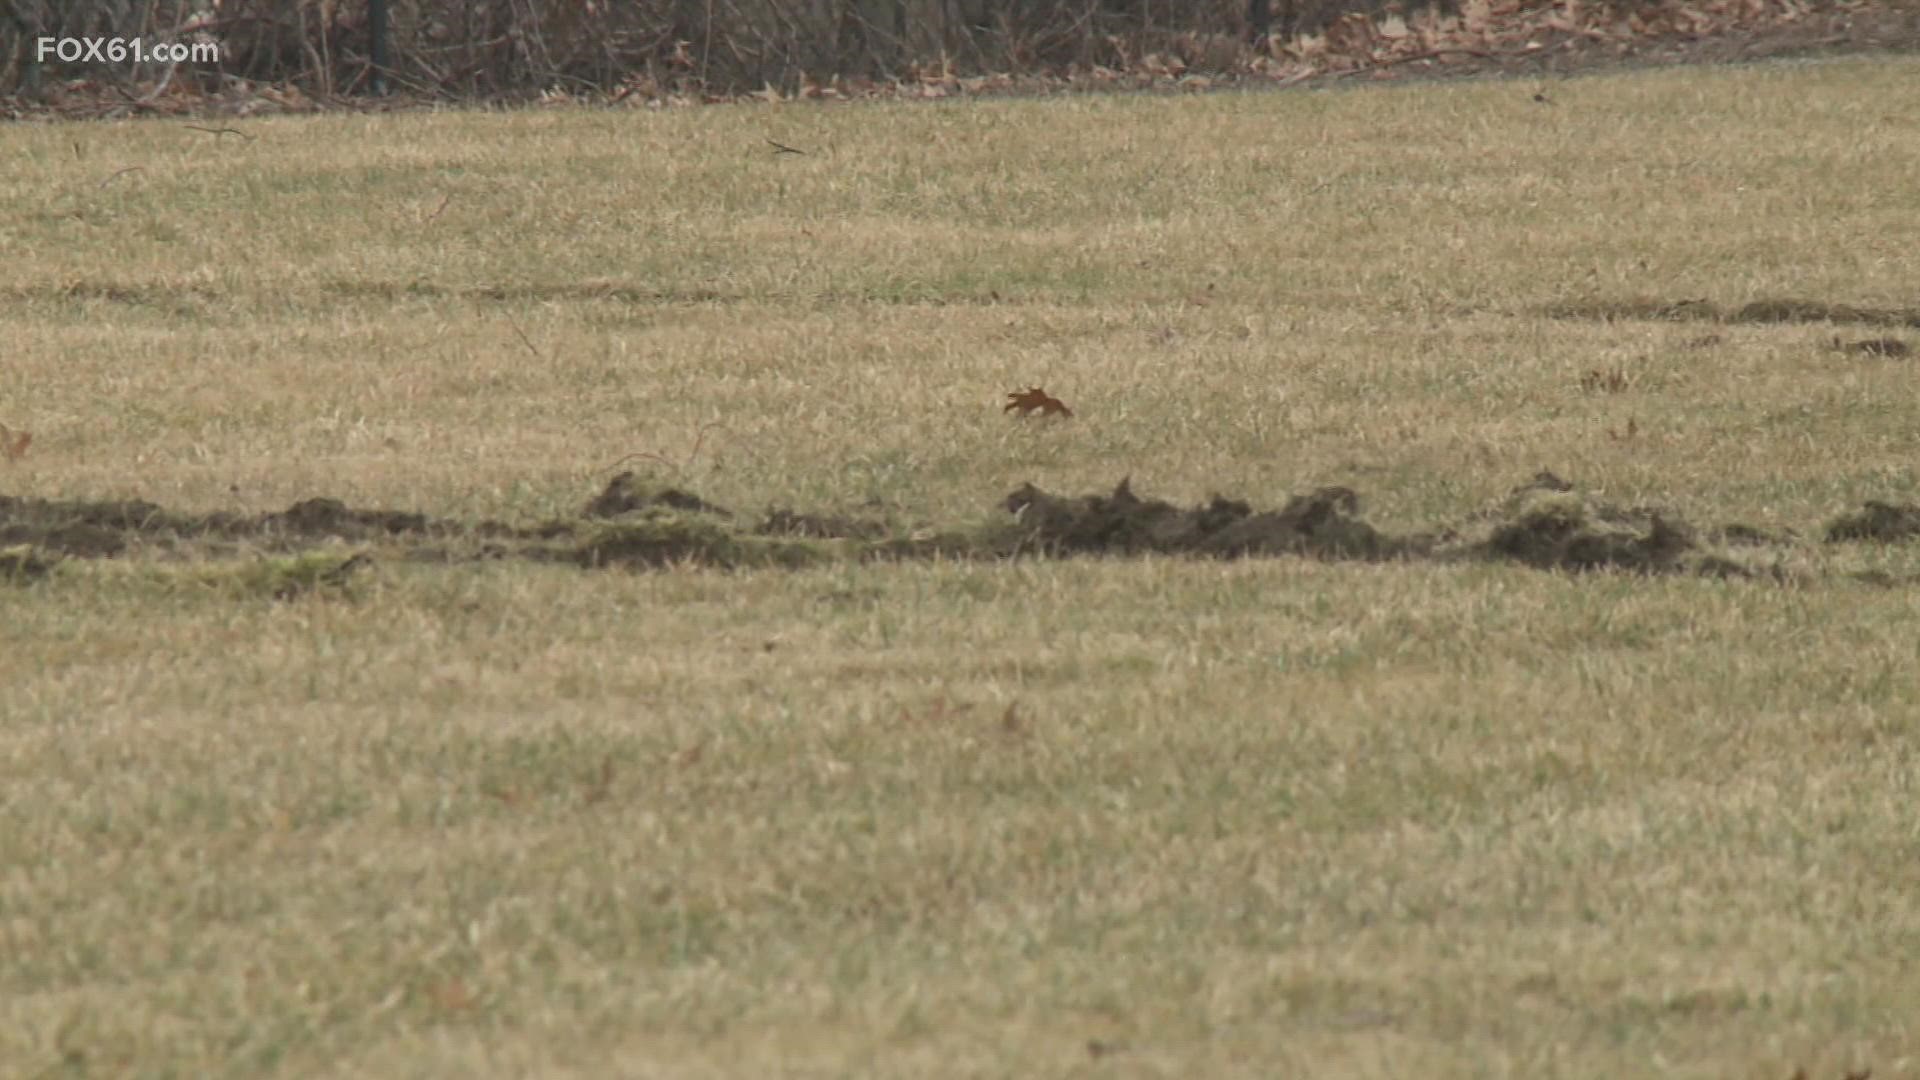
[261,498,437,538]
[1541,297,1920,328]
[997,472,1784,577]
[1826,501,1920,543]
[0,491,505,558]
[1003,478,1400,560]
[1462,471,1782,577]
[0,494,190,556]
[1734,300,1920,327]
[0,519,127,558]
[584,472,732,519]
[4,469,1913,585]
[1475,486,1703,574]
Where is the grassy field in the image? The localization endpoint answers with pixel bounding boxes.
[4,55,1920,1077]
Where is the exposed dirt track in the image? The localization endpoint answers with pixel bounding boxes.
[6,471,1919,589]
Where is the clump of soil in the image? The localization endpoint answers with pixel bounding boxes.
[1475,485,1703,574]
[1734,299,1920,327]
[995,472,1781,577]
[1464,471,1768,577]
[0,494,168,556]
[584,472,732,519]
[0,491,485,557]
[1002,477,1401,560]
[261,498,435,539]
[1826,501,1920,543]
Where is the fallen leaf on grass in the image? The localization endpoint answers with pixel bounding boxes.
[0,424,31,462]
[485,785,531,808]
[427,977,476,1012]
[1004,386,1073,418]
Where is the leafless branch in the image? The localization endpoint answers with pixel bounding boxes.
[503,313,546,361]
[600,422,728,476]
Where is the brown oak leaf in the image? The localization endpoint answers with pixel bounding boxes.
[1003,386,1072,418]
[0,424,30,463]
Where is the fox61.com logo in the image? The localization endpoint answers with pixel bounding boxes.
[37,37,221,65]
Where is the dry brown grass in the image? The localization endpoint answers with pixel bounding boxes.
[2,57,1919,1078]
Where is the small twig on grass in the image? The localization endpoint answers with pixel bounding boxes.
[600,422,728,478]
[502,313,546,362]
[98,166,144,189]
[766,137,808,155]
[184,125,254,140]
[422,192,453,224]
